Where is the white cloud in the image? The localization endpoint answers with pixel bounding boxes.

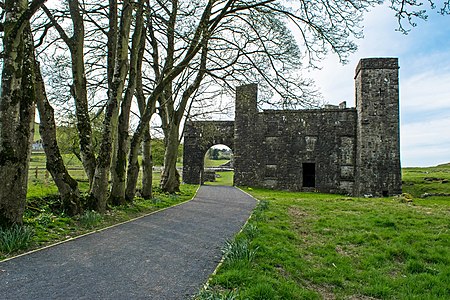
[308,4,450,167]
[401,70,450,115]
[401,117,450,166]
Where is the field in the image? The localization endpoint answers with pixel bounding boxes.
[199,164,450,299]
[27,152,163,198]
[204,158,230,168]
[5,154,450,298]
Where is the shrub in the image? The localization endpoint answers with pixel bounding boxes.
[0,225,35,254]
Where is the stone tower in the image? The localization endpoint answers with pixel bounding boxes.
[354,58,402,196]
[234,84,260,187]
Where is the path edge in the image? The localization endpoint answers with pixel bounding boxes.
[0,185,201,264]
[196,187,260,297]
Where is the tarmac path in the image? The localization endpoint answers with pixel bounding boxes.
[0,186,257,300]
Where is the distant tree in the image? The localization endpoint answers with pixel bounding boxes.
[211,148,220,160]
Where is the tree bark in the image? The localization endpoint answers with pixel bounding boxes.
[141,127,153,199]
[0,2,34,226]
[34,60,82,216]
[90,0,133,212]
[110,0,145,205]
[160,124,181,193]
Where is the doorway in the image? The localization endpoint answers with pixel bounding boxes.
[302,163,316,188]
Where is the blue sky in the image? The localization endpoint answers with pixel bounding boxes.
[310,4,450,167]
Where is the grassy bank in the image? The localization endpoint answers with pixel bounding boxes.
[199,165,450,299]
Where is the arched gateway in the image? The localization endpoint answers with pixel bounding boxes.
[183,121,235,184]
[183,58,402,197]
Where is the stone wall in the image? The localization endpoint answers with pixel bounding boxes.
[183,58,402,196]
[183,121,234,184]
[233,87,358,194]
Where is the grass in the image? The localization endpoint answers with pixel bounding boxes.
[199,164,450,299]
[78,210,103,228]
[402,163,450,198]
[221,238,258,266]
[204,171,234,186]
[1,184,198,261]
[0,225,35,254]
[204,158,230,168]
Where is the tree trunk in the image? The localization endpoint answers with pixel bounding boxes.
[160,124,181,193]
[42,2,97,187]
[125,16,151,201]
[68,0,97,187]
[0,8,34,226]
[141,127,153,199]
[110,0,145,205]
[35,60,82,216]
[89,0,133,212]
[125,155,140,202]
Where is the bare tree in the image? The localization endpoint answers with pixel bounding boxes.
[389,0,449,33]
[109,0,146,205]
[0,0,46,226]
[42,0,97,186]
[34,58,82,216]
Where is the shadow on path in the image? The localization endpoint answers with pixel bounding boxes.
[0,186,257,300]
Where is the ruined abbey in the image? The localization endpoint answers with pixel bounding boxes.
[183,58,402,197]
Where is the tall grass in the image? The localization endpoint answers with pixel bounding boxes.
[0,225,35,254]
[196,288,238,300]
[79,210,103,228]
[221,239,258,266]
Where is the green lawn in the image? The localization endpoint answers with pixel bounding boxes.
[199,165,450,299]
[402,163,450,198]
[204,158,230,168]
[204,171,234,186]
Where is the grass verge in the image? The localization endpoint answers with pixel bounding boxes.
[1,184,198,261]
[198,165,450,299]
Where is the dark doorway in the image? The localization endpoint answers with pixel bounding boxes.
[302,163,316,187]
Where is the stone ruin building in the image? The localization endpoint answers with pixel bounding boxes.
[183,58,402,197]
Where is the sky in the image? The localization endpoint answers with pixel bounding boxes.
[308,4,450,167]
[36,2,448,167]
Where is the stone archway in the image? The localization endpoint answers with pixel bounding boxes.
[183,121,235,184]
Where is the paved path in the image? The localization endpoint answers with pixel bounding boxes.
[0,186,257,300]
